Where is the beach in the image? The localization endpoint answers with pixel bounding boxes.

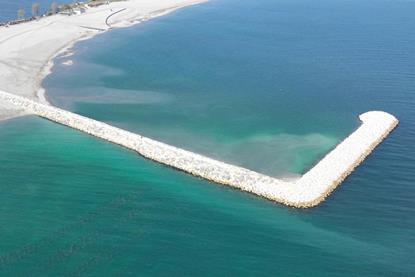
[0,0,207,121]
[0,0,399,208]
[0,0,414,274]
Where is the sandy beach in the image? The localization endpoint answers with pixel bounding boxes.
[0,0,207,121]
[0,0,400,208]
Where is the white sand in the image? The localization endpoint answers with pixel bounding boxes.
[0,0,207,120]
[0,0,399,207]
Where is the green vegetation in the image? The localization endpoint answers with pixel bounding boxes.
[17,9,25,20]
[31,3,40,17]
[10,0,126,22]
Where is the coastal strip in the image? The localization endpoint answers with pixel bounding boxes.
[0,90,399,208]
[0,0,208,121]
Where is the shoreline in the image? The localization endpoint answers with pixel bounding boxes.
[35,32,104,106]
[0,1,401,207]
[0,0,208,121]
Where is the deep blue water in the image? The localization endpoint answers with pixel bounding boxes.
[1,0,415,275]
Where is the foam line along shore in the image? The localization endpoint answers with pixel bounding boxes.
[0,0,208,121]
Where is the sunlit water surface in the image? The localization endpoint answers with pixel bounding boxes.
[1,0,415,275]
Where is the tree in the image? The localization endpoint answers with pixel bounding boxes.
[51,2,59,14]
[17,8,25,20]
[61,4,73,14]
[32,3,40,17]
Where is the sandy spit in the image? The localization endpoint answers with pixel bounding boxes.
[0,0,208,121]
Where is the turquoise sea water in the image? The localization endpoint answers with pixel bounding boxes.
[1,0,415,275]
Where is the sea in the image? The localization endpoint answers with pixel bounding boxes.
[0,0,414,275]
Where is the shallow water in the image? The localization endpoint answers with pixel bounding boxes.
[1,0,415,275]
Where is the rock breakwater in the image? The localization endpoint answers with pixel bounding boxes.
[0,90,398,208]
